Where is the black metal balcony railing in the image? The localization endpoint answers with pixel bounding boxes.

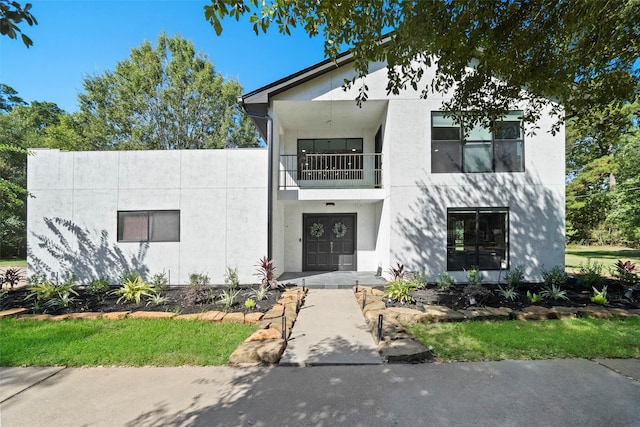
[279,153,382,189]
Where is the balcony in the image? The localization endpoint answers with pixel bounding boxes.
[279,153,382,189]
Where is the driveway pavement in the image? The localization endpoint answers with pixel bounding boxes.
[2,359,639,426]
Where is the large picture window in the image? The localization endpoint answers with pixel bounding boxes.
[447,208,508,270]
[432,112,524,173]
[118,210,180,242]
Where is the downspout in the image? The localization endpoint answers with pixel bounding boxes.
[239,98,273,260]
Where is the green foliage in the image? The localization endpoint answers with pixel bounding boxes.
[248,286,269,301]
[384,279,419,304]
[86,278,110,295]
[206,1,639,132]
[189,273,209,287]
[591,286,608,305]
[541,265,568,288]
[466,266,483,285]
[77,32,259,150]
[436,272,454,290]
[218,288,241,312]
[0,0,38,47]
[577,259,603,289]
[497,285,518,302]
[389,262,405,280]
[504,265,524,289]
[540,284,569,301]
[409,269,427,288]
[526,290,541,304]
[224,266,239,290]
[244,298,256,311]
[146,293,169,307]
[111,275,154,304]
[26,275,79,310]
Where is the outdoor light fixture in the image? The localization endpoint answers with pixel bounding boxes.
[326,202,335,207]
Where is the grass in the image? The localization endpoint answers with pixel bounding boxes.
[0,259,26,267]
[406,317,640,362]
[565,245,640,273]
[0,318,257,366]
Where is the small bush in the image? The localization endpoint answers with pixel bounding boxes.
[185,284,212,305]
[591,286,608,305]
[389,262,405,280]
[526,290,541,303]
[189,273,210,287]
[436,272,454,290]
[248,286,269,301]
[497,285,518,301]
[27,275,79,311]
[150,272,169,293]
[540,283,569,301]
[577,259,603,289]
[219,288,241,312]
[111,275,155,304]
[541,265,568,288]
[244,298,256,311]
[613,260,638,288]
[466,267,484,285]
[384,279,419,304]
[1,267,23,288]
[86,278,110,295]
[224,266,240,290]
[409,269,428,288]
[504,265,524,288]
[255,256,280,290]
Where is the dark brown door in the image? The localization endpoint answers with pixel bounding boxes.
[303,214,356,271]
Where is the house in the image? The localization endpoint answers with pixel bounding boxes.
[27,52,564,285]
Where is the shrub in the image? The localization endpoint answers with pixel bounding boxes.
[389,262,405,280]
[526,290,541,303]
[541,265,568,288]
[255,256,280,290]
[1,267,23,288]
[504,265,524,288]
[248,286,269,301]
[150,272,169,293]
[86,278,110,295]
[224,266,240,290]
[189,273,210,287]
[591,286,608,305]
[577,259,603,289]
[219,288,241,312]
[384,279,419,304]
[540,283,569,301]
[436,272,454,290]
[409,269,427,288]
[466,266,483,285]
[27,275,79,310]
[613,260,639,288]
[111,275,155,304]
[497,285,518,301]
[146,293,169,307]
[244,298,257,311]
[185,283,212,305]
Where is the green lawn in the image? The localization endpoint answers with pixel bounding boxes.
[0,259,26,267]
[565,245,640,273]
[0,318,257,366]
[406,317,640,362]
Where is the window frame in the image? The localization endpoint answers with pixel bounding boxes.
[446,207,509,271]
[117,210,180,243]
[431,112,525,174]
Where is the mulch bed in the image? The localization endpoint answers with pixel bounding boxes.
[383,277,640,312]
[1,285,283,316]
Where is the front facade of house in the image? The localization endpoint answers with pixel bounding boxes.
[27,54,564,285]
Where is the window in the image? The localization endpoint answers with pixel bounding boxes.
[431,112,524,173]
[118,210,180,242]
[447,208,508,270]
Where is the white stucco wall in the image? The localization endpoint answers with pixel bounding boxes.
[265,59,565,282]
[27,148,268,285]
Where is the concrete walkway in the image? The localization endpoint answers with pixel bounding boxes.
[2,360,640,426]
[279,289,382,366]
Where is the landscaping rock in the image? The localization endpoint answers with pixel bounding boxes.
[512,306,553,320]
[549,307,578,319]
[378,339,435,363]
[67,312,102,320]
[257,339,286,364]
[128,311,175,319]
[200,311,226,322]
[362,301,386,314]
[422,305,466,322]
[262,305,284,320]
[245,328,282,342]
[385,307,425,325]
[174,313,203,320]
[0,308,29,318]
[577,307,615,319]
[102,311,130,320]
[228,339,286,365]
[244,312,265,323]
[222,312,245,323]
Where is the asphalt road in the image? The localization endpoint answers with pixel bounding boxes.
[1,359,639,426]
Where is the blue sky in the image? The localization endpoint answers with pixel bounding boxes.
[0,0,327,112]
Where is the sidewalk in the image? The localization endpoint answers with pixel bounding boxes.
[279,289,382,366]
[2,359,639,426]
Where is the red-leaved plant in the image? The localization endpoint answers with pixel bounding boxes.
[255,256,280,290]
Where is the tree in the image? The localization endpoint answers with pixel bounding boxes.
[205,0,639,130]
[0,0,37,47]
[78,33,259,150]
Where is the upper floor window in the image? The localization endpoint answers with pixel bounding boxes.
[431,112,524,173]
[118,210,180,242]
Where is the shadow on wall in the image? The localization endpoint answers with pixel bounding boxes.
[395,170,564,281]
[29,217,149,284]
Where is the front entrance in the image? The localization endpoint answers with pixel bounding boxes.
[303,214,356,271]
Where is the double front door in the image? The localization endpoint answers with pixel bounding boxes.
[303,214,356,271]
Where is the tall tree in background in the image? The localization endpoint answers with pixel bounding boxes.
[78,33,259,150]
[206,0,639,130]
